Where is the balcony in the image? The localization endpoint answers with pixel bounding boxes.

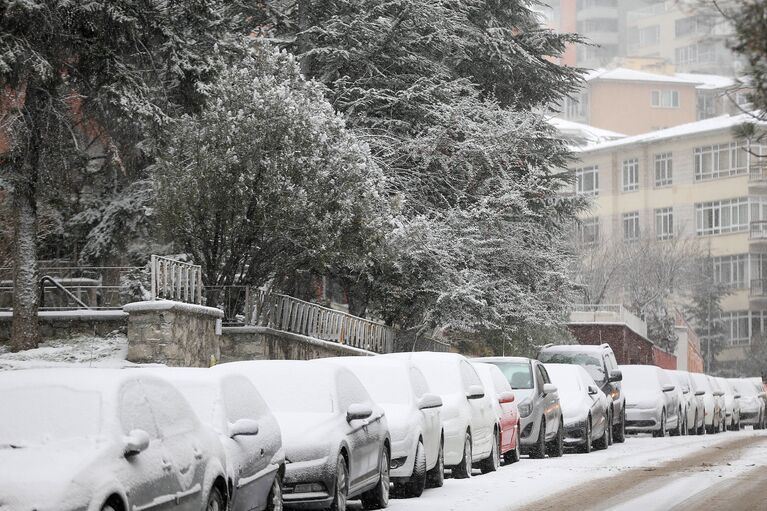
[569,304,647,338]
[750,279,767,299]
[750,221,767,243]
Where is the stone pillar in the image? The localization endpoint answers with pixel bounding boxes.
[124,301,222,367]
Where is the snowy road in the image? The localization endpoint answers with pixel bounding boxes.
[353,429,767,511]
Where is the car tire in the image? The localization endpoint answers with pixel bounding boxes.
[529,418,546,459]
[426,439,445,488]
[205,486,225,511]
[579,418,593,454]
[606,409,613,446]
[613,407,626,444]
[480,429,500,474]
[266,474,283,511]
[503,425,521,464]
[398,440,427,498]
[101,505,118,511]
[452,431,473,479]
[594,418,609,450]
[670,410,682,437]
[546,418,564,458]
[361,447,390,510]
[653,411,666,438]
[330,454,349,511]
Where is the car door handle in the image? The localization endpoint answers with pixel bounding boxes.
[193,448,203,460]
[162,460,173,472]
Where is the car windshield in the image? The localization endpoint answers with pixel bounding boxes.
[258,375,335,413]
[0,386,102,446]
[416,362,463,394]
[545,366,582,394]
[733,380,758,397]
[174,383,219,427]
[486,362,534,390]
[539,351,606,383]
[354,369,411,404]
[690,374,712,393]
[620,367,661,392]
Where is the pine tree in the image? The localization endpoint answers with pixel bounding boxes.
[686,254,730,373]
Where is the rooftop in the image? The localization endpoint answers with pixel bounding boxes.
[548,117,626,148]
[586,67,703,86]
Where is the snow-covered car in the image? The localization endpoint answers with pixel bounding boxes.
[471,362,521,465]
[327,357,444,497]
[386,352,497,477]
[475,356,563,459]
[544,363,609,453]
[669,370,706,435]
[689,373,724,434]
[731,378,766,429]
[219,360,390,510]
[0,368,229,511]
[620,364,682,437]
[150,367,285,511]
[714,377,741,431]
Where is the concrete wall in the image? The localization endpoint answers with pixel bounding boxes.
[0,310,127,344]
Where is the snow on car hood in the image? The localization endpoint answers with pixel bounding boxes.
[625,388,662,409]
[380,404,414,442]
[559,392,590,422]
[274,412,337,462]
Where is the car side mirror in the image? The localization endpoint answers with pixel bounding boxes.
[498,391,515,404]
[682,387,689,394]
[587,385,599,396]
[347,403,373,422]
[734,394,742,399]
[714,391,724,397]
[417,393,443,410]
[694,390,705,396]
[466,385,485,400]
[608,370,623,383]
[543,383,557,395]
[123,429,150,457]
[229,418,259,438]
[759,392,766,398]
[662,385,675,392]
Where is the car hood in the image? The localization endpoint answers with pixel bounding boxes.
[559,393,590,422]
[381,404,415,442]
[625,389,662,409]
[275,412,337,462]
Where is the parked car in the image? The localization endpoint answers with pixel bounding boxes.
[620,364,682,437]
[220,360,391,510]
[386,352,497,477]
[669,370,706,435]
[0,368,229,511]
[731,378,766,429]
[690,373,724,434]
[152,367,285,511]
[471,362,521,465]
[328,357,444,497]
[709,376,728,433]
[544,363,610,453]
[537,343,626,444]
[475,356,563,459]
[714,377,741,431]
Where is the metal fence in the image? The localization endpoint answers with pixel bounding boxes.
[245,288,395,354]
[150,255,203,305]
[750,221,767,240]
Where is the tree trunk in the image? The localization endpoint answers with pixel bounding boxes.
[11,185,39,351]
[345,278,369,318]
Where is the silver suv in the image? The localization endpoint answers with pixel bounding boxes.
[475,357,563,458]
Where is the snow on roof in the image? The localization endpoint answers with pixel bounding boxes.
[0,367,137,392]
[548,117,626,148]
[576,113,765,153]
[586,68,702,85]
[675,73,736,90]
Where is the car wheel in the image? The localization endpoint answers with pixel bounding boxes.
[594,417,609,450]
[452,431,473,479]
[398,440,427,498]
[503,425,521,464]
[529,418,546,459]
[425,439,445,488]
[546,418,564,458]
[653,411,666,438]
[670,410,682,437]
[205,486,224,511]
[613,407,626,443]
[101,505,117,511]
[579,418,592,454]
[330,454,348,511]
[480,429,500,474]
[361,447,390,510]
[606,409,613,446]
[266,474,283,511]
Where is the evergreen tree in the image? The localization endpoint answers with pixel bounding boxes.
[686,254,730,373]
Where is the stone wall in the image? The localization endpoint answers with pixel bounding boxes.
[220,326,375,362]
[0,310,127,344]
[124,301,222,367]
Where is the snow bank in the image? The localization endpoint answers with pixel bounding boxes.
[0,332,131,371]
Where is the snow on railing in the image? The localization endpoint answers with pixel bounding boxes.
[245,288,394,354]
[569,304,648,338]
[150,255,203,305]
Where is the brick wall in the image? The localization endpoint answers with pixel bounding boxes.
[568,323,677,369]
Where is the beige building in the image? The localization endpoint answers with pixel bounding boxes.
[571,113,767,372]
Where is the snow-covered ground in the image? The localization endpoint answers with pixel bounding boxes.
[0,332,130,370]
[371,429,767,511]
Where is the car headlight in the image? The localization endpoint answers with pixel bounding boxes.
[518,399,533,418]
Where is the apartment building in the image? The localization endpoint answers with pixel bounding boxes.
[571,113,767,372]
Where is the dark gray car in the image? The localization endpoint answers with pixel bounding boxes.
[475,357,563,458]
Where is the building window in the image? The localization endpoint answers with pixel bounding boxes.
[651,90,680,108]
[694,142,750,181]
[629,25,660,48]
[675,15,712,38]
[622,158,639,192]
[655,207,674,240]
[623,212,640,241]
[654,153,673,187]
[695,197,749,235]
[577,18,619,33]
[675,43,717,65]
[576,166,599,196]
[577,217,600,245]
[713,254,747,288]
[721,311,750,346]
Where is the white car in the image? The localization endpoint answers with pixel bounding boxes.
[0,368,228,511]
[690,373,724,434]
[328,357,444,497]
[714,377,741,431]
[152,367,285,511]
[219,360,391,510]
[386,352,496,479]
[669,370,706,435]
[545,363,610,453]
[620,365,682,437]
[731,378,766,429]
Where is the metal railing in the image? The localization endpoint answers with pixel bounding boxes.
[245,288,394,354]
[750,221,767,240]
[751,279,767,297]
[150,255,203,305]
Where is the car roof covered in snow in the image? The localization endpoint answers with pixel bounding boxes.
[0,367,151,392]
[473,356,532,364]
[539,344,606,354]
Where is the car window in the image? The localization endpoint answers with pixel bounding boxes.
[533,363,544,392]
[489,361,534,390]
[607,352,619,371]
[539,351,606,383]
[538,365,552,384]
[336,371,371,410]
[119,381,159,439]
[223,375,268,423]
[459,361,483,391]
[658,370,673,388]
[491,369,512,394]
[410,367,430,398]
[142,379,196,437]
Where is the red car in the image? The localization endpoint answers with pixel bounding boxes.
[472,362,521,467]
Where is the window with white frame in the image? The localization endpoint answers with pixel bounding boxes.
[655,207,674,240]
[712,254,747,288]
[623,212,640,241]
[721,311,750,345]
[694,142,750,181]
[622,158,639,192]
[576,166,599,196]
[695,197,749,235]
[750,253,767,282]
[577,217,600,245]
[654,153,673,187]
[651,90,680,108]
